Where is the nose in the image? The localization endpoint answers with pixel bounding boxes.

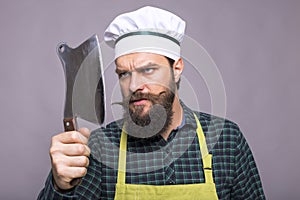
[129,72,145,93]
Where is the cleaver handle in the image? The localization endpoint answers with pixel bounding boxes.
[63,118,82,186]
[63,118,77,132]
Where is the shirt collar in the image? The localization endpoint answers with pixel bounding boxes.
[178,100,198,130]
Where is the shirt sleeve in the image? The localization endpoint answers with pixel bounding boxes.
[37,171,77,200]
[231,129,266,199]
[37,155,102,200]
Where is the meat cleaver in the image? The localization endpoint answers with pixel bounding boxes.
[57,34,105,186]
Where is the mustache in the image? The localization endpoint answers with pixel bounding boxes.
[112,91,166,107]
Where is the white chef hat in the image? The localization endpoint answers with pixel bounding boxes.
[104,6,186,61]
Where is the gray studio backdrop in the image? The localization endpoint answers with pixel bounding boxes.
[0,1,299,199]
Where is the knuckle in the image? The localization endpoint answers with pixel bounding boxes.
[49,146,59,157]
[51,135,58,145]
[52,157,65,168]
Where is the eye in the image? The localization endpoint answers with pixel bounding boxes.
[118,71,131,79]
[142,67,155,74]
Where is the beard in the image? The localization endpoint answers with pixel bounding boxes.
[122,81,176,138]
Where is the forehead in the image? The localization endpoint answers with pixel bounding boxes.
[115,52,169,68]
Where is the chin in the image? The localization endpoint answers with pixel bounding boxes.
[131,104,152,114]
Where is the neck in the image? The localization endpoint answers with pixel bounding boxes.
[160,96,183,140]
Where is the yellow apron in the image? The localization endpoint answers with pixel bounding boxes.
[114,114,219,200]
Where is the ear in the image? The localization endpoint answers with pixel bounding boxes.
[173,58,184,83]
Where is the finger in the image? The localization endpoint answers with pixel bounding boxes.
[55,166,88,181]
[67,167,87,180]
[66,156,90,167]
[53,131,89,144]
[61,144,91,157]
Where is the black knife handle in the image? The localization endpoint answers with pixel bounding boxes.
[63,118,82,186]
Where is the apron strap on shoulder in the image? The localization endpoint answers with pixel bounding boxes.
[193,113,214,184]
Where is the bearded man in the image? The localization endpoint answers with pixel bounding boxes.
[38,6,265,200]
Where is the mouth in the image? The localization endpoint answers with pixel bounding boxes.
[130,98,149,106]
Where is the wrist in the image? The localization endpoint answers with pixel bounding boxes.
[52,177,75,194]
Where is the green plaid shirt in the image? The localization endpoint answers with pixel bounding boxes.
[38,102,265,200]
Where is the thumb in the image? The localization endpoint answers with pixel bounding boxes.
[78,127,91,140]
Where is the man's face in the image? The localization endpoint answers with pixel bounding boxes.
[115,52,176,137]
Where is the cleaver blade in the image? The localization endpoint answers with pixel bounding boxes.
[56,34,105,185]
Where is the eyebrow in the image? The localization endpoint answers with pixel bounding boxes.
[115,62,160,74]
